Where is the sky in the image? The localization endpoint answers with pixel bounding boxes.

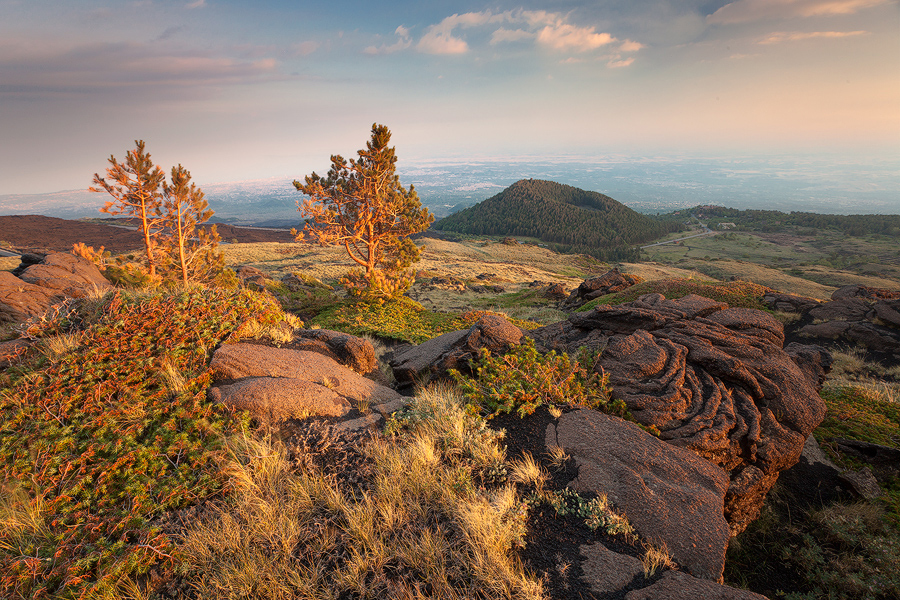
[1,0,898,195]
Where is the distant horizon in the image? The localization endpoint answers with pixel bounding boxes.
[2,1,897,198]
[2,153,898,220]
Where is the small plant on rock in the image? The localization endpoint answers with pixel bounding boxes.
[451,338,627,418]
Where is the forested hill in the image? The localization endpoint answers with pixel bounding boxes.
[430,179,681,261]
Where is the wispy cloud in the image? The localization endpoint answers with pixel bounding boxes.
[490,28,533,45]
[759,30,869,43]
[186,0,206,9]
[535,22,614,52]
[708,0,890,25]
[0,40,279,100]
[365,25,412,55]
[417,11,501,54]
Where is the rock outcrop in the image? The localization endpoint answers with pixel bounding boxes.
[209,342,402,422]
[624,570,769,599]
[532,293,829,536]
[390,314,524,390]
[562,268,641,309]
[798,285,900,358]
[548,410,731,580]
[761,291,820,313]
[0,253,112,322]
[290,328,377,375]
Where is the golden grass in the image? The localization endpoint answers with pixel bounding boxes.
[178,387,546,600]
[823,378,900,405]
[39,332,80,362]
[641,543,675,577]
[509,453,548,492]
[0,257,19,272]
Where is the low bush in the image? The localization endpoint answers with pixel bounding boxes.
[451,338,628,419]
[0,287,289,599]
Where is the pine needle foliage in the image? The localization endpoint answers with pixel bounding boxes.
[90,140,165,277]
[0,287,287,599]
[293,124,433,300]
[159,164,224,285]
[91,141,224,285]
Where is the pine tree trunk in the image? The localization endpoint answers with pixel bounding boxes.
[139,193,156,277]
[177,203,188,284]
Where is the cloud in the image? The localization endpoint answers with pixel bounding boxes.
[413,9,637,63]
[607,57,635,68]
[490,28,533,44]
[759,30,869,43]
[0,40,280,100]
[708,0,890,25]
[617,40,645,53]
[186,0,206,9]
[365,25,412,55]
[290,41,319,57]
[154,26,185,42]
[536,23,614,52]
[417,12,501,55]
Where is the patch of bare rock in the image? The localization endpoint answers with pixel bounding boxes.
[208,334,404,427]
[779,284,900,362]
[0,252,112,323]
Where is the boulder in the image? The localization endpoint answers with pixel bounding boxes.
[233,265,269,289]
[290,329,376,375]
[531,293,829,536]
[17,253,111,298]
[548,410,731,581]
[0,271,61,322]
[210,343,401,413]
[390,314,523,389]
[563,268,639,309]
[831,284,900,301]
[542,282,569,301]
[209,377,351,421]
[808,298,871,322]
[624,570,770,599]
[761,292,820,313]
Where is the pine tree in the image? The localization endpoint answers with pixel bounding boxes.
[90,140,164,276]
[159,164,223,284]
[293,123,433,299]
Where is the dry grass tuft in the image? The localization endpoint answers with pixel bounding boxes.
[39,332,80,362]
[546,445,569,469]
[178,387,545,599]
[509,453,547,492]
[641,542,675,577]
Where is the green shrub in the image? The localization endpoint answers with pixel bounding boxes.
[0,287,287,599]
[311,297,540,343]
[451,338,628,418]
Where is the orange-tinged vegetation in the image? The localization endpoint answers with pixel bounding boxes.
[0,287,288,599]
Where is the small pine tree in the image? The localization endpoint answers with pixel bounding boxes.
[294,123,433,299]
[90,140,165,277]
[158,164,224,285]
